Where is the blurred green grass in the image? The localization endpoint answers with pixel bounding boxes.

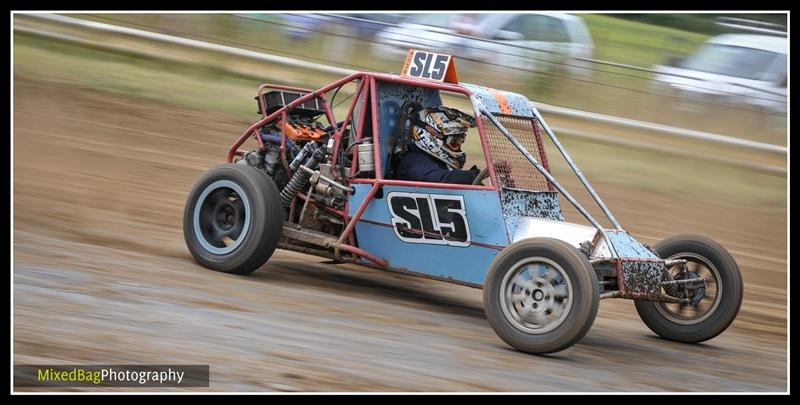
[580,14,710,67]
[13,32,786,207]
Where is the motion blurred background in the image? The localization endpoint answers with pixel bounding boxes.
[12,12,788,392]
[18,12,790,131]
[13,12,788,193]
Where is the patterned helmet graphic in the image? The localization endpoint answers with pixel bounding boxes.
[411,106,477,169]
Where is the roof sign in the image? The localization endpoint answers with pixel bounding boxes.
[401,49,459,84]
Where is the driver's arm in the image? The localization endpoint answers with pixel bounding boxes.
[443,165,480,184]
[396,152,478,185]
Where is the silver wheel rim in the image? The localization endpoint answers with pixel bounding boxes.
[655,252,722,325]
[499,257,573,334]
[193,180,251,255]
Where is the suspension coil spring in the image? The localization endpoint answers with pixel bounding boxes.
[661,261,684,296]
[280,170,312,208]
[280,143,327,208]
[663,278,679,296]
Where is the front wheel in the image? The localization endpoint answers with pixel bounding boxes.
[634,234,743,343]
[483,238,599,354]
[183,164,284,275]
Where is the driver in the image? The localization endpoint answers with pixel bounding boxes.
[395,105,481,184]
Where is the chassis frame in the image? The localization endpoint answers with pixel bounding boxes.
[223,71,705,303]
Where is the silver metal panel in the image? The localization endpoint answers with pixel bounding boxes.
[512,217,596,248]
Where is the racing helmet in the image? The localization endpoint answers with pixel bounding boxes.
[410,106,476,169]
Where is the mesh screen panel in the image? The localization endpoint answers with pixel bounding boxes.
[482,115,553,192]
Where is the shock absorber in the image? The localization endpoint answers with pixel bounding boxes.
[280,143,327,208]
[289,142,317,173]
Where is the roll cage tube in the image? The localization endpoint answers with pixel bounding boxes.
[469,95,620,258]
[529,103,623,230]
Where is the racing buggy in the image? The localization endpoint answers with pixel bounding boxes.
[183,50,743,353]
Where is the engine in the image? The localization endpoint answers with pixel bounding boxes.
[237,89,352,237]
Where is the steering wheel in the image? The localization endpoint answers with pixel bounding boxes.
[472,167,490,185]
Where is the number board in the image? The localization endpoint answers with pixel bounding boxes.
[401,49,460,84]
[388,192,471,247]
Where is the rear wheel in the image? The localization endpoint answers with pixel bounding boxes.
[634,234,743,342]
[183,164,284,275]
[483,238,599,354]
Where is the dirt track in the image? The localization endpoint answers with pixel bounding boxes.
[13,77,787,392]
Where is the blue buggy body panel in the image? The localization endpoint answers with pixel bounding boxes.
[349,80,553,286]
[349,184,509,285]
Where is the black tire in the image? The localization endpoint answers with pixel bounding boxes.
[183,164,284,275]
[634,234,743,343]
[483,238,599,354]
